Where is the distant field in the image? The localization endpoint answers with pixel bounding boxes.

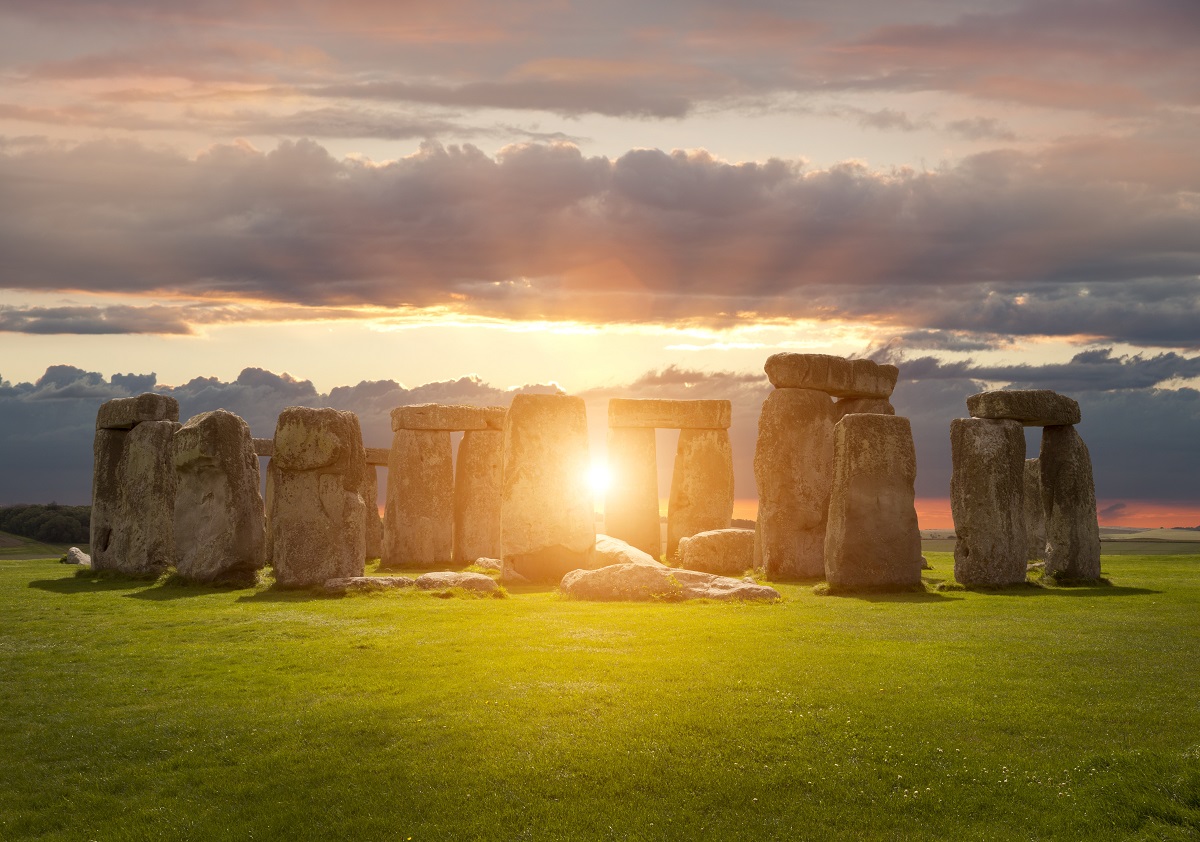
[0,530,86,561]
[2,550,1198,840]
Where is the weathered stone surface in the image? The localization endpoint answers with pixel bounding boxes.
[91,419,178,576]
[834,397,895,419]
[95,393,179,431]
[391,404,506,432]
[363,467,382,560]
[364,447,390,466]
[473,557,502,571]
[501,394,595,583]
[323,576,415,595]
[753,388,834,580]
[764,354,899,399]
[560,564,779,602]
[967,390,1081,427]
[824,414,923,590]
[1040,426,1102,580]
[62,547,91,566]
[383,429,454,568]
[950,418,1027,586]
[1023,458,1046,561]
[608,399,731,430]
[268,407,366,587]
[678,528,755,576]
[453,429,503,565]
[604,426,661,557]
[667,429,734,558]
[415,571,501,593]
[253,438,273,457]
[172,409,265,584]
[591,534,666,569]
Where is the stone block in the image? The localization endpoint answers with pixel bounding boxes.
[667,428,734,558]
[383,429,454,567]
[453,429,504,565]
[608,399,731,430]
[1040,426,1101,580]
[824,414,923,590]
[764,354,898,398]
[391,404,506,432]
[95,393,179,430]
[950,418,1027,586]
[834,397,894,419]
[677,528,755,577]
[967,390,1081,427]
[1023,458,1046,561]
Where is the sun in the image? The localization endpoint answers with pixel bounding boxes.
[586,462,612,495]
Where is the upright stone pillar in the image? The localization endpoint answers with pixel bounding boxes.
[667,429,734,558]
[950,418,1027,586]
[501,394,594,583]
[172,409,265,584]
[91,393,180,576]
[604,427,661,558]
[382,429,454,567]
[753,388,835,579]
[268,407,366,587]
[1023,458,1046,561]
[363,467,382,560]
[454,429,504,564]
[1040,425,1101,580]
[824,414,922,590]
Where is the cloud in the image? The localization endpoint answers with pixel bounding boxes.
[2,137,1199,349]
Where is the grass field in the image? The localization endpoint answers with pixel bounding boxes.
[2,552,1198,841]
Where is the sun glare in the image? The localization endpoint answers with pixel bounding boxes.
[586,463,612,495]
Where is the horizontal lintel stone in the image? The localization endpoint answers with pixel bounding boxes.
[966,389,1081,427]
[391,403,506,432]
[96,393,180,430]
[253,438,274,457]
[608,398,731,430]
[764,354,898,399]
[364,447,390,466]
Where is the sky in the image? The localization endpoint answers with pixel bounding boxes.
[1,0,1198,527]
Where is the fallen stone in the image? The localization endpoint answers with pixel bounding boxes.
[1023,458,1046,561]
[603,426,662,557]
[753,388,834,580]
[323,576,416,594]
[560,564,780,602]
[391,404,505,432]
[1040,425,1102,580]
[764,354,899,399]
[824,414,923,591]
[677,528,755,577]
[966,390,1081,427]
[499,558,530,584]
[472,557,502,571]
[608,398,731,430]
[268,407,367,587]
[591,534,666,569]
[91,419,177,576]
[501,394,595,583]
[667,428,734,558]
[950,418,1027,586]
[415,571,501,593]
[172,409,265,584]
[62,547,91,566]
[834,397,895,420]
[95,393,179,431]
[383,429,454,567]
[453,429,503,565]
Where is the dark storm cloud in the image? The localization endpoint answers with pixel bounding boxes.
[2,137,1199,348]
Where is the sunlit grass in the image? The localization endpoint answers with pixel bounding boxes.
[1,552,1198,840]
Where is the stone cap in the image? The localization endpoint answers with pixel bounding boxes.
[608,398,731,430]
[967,390,1081,427]
[391,403,506,432]
[273,406,362,473]
[764,354,898,399]
[172,409,252,470]
[96,393,179,430]
[364,447,389,466]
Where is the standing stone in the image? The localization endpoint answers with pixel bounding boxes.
[834,397,894,419]
[1040,425,1102,580]
[667,429,734,559]
[950,418,1027,586]
[1023,458,1046,561]
[604,426,661,558]
[454,429,504,565]
[172,409,265,584]
[753,388,835,579]
[269,407,366,587]
[501,394,595,583]
[824,414,922,590]
[363,466,382,560]
[92,419,178,576]
[383,429,454,568]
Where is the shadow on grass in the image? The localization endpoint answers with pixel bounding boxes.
[986,583,1160,597]
[823,588,961,604]
[28,573,150,595]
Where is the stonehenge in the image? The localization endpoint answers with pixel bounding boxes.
[91,394,180,576]
[754,354,899,581]
[950,390,1102,584]
[604,398,734,560]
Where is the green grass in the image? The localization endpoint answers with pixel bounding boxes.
[0,530,87,561]
[2,553,1199,841]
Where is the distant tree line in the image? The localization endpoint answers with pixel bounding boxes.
[0,503,90,544]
